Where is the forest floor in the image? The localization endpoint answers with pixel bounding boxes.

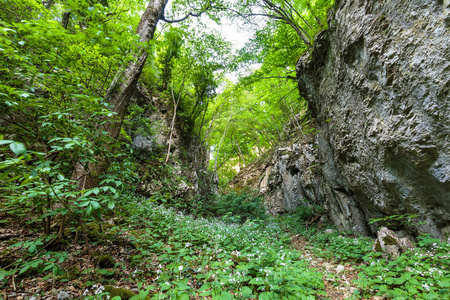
[290,235,363,300]
[1,199,449,300]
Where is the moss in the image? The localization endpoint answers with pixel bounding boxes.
[97,254,115,268]
[6,238,18,246]
[58,265,80,281]
[104,286,136,300]
[382,235,398,246]
[78,222,102,242]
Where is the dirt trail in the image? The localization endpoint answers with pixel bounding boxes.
[291,235,370,300]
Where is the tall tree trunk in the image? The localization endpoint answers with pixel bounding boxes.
[234,136,246,167]
[72,0,168,188]
[105,0,167,139]
[166,89,180,163]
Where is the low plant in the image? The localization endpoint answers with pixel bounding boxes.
[116,197,325,299]
[356,234,450,299]
[309,231,373,262]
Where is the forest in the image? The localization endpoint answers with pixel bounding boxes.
[1,0,449,299]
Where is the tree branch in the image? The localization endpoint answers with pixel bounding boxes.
[159,5,212,23]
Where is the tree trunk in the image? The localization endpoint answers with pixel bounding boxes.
[105,0,167,139]
[62,12,71,29]
[72,0,168,188]
[166,89,180,163]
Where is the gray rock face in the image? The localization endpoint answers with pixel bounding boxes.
[230,140,322,215]
[296,0,450,238]
[130,85,214,200]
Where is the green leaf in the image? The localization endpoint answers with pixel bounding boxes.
[198,282,211,292]
[90,201,101,210]
[0,140,13,145]
[19,265,31,275]
[219,291,233,300]
[86,204,92,216]
[178,293,189,300]
[28,244,36,253]
[249,277,264,285]
[177,283,191,290]
[10,142,26,156]
[241,286,253,296]
[108,200,115,209]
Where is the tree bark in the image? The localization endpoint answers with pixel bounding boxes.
[166,89,180,163]
[62,12,71,29]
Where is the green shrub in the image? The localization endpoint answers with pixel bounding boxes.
[215,190,267,223]
[278,204,325,233]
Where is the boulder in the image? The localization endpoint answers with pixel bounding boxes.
[373,227,415,258]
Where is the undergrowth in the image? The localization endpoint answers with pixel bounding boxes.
[2,192,450,299]
[115,197,325,299]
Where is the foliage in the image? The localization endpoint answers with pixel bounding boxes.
[117,196,325,299]
[369,214,424,233]
[0,0,142,279]
[356,235,450,299]
[279,204,325,229]
[215,190,268,223]
[309,231,373,262]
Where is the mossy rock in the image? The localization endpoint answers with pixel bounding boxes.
[78,222,102,242]
[97,254,115,268]
[57,265,80,281]
[104,286,135,300]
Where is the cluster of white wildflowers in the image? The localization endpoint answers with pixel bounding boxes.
[82,284,109,299]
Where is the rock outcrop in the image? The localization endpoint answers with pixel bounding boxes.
[128,85,216,202]
[296,0,450,238]
[230,138,322,215]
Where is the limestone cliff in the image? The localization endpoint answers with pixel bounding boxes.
[232,0,449,240]
[296,0,450,238]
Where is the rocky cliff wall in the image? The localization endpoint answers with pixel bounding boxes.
[297,0,450,238]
